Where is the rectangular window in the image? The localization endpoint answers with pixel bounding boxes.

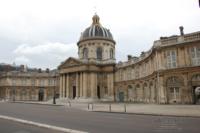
[191,46,200,66]
[166,50,177,68]
[31,79,35,86]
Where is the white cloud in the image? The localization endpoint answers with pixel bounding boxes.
[0,0,200,68]
[14,42,76,55]
[14,56,30,64]
[13,42,77,69]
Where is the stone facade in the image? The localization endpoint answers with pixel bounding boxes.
[115,30,200,104]
[58,14,115,102]
[59,15,200,104]
[0,70,59,101]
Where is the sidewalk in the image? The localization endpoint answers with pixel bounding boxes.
[7,100,200,117]
[86,103,200,117]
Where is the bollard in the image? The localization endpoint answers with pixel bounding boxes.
[88,103,90,110]
[124,104,126,113]
[109,104,111,112]
[68,101,71,107]
[92,103,93,111]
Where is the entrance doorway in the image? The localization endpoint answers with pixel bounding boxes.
[97,86,100,99]
[38,88,44,101]
[119,92,124,102]
[73,86,76,99]
[193,86,200,104]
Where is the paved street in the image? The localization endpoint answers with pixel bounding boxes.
[0,118,63,133]
[0,102,200,133]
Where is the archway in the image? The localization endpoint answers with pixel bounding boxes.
[166,76,183,104]
[119,91,124,102]
[38,88,44,101]
[127,85,133,102]
[191,74,200,104]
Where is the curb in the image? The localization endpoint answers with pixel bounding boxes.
[0,115,87,133]
[91,110,200,118]
[8,101,64,106]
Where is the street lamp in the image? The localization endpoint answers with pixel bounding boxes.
[12,78,16,102]
[53,75,56,104]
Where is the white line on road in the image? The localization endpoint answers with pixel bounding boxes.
[0,115,88,133]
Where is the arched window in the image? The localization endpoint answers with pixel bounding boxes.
[96,47,102,60]
[110,48,114,59]
[83,48,88,59]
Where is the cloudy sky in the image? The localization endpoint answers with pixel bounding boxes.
[0,0,199,69]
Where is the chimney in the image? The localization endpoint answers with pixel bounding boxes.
[38,68,42,73]
[127,55,132,61]
[46,68,50,73]
[179,26,184,36]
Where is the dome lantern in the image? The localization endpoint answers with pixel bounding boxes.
[92,14,100,25]
[78,14,115,43]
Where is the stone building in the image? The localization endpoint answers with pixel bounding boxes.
[0,67,59,101]
[115,27,200,104]
[58,14,115,102]
[59,15,200,104]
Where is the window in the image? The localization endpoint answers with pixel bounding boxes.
[40,79,45,86]
[166,50,177,68]
[83,48,88,59]
[31,79,35,86]
[190,46,200,66]
[96,47,102,60]
[127,68,131,80]
[110,48,114,59]
[170,87,180,100]
[12,78,16,85]
[21,79,26,85]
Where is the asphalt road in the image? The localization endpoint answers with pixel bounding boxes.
[0,118,63,133]
[0,102,200,133]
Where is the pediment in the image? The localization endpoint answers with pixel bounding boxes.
[59,57,82,69]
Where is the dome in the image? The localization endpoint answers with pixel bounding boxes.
[79,14,114,42]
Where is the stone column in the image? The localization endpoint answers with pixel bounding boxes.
[76,73,79,98]
[59,75,62,98]
[83,72,87,98]
[66,74,70,98]
[107,74,112,96]
[107,74,110,96]
[62,75,65,98]
[107,73,114,100]
[80,72,83,97]
[65,74,68,98]
[91,73,97,98]
[158,76,166,104]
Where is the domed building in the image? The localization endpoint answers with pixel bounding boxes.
[59,14,200,104]
[58,14,115,101]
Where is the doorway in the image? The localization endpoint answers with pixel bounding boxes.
[73,86,76,99]
[119,92,124,102]
[193,86,200,104]
[38,88,44,101]
[97,86,100,99]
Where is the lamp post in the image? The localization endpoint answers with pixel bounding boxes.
[12,87,15,102]
[53,75,56,104]
[12,78,16,102]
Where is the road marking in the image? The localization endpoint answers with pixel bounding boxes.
[0,115,88,133]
